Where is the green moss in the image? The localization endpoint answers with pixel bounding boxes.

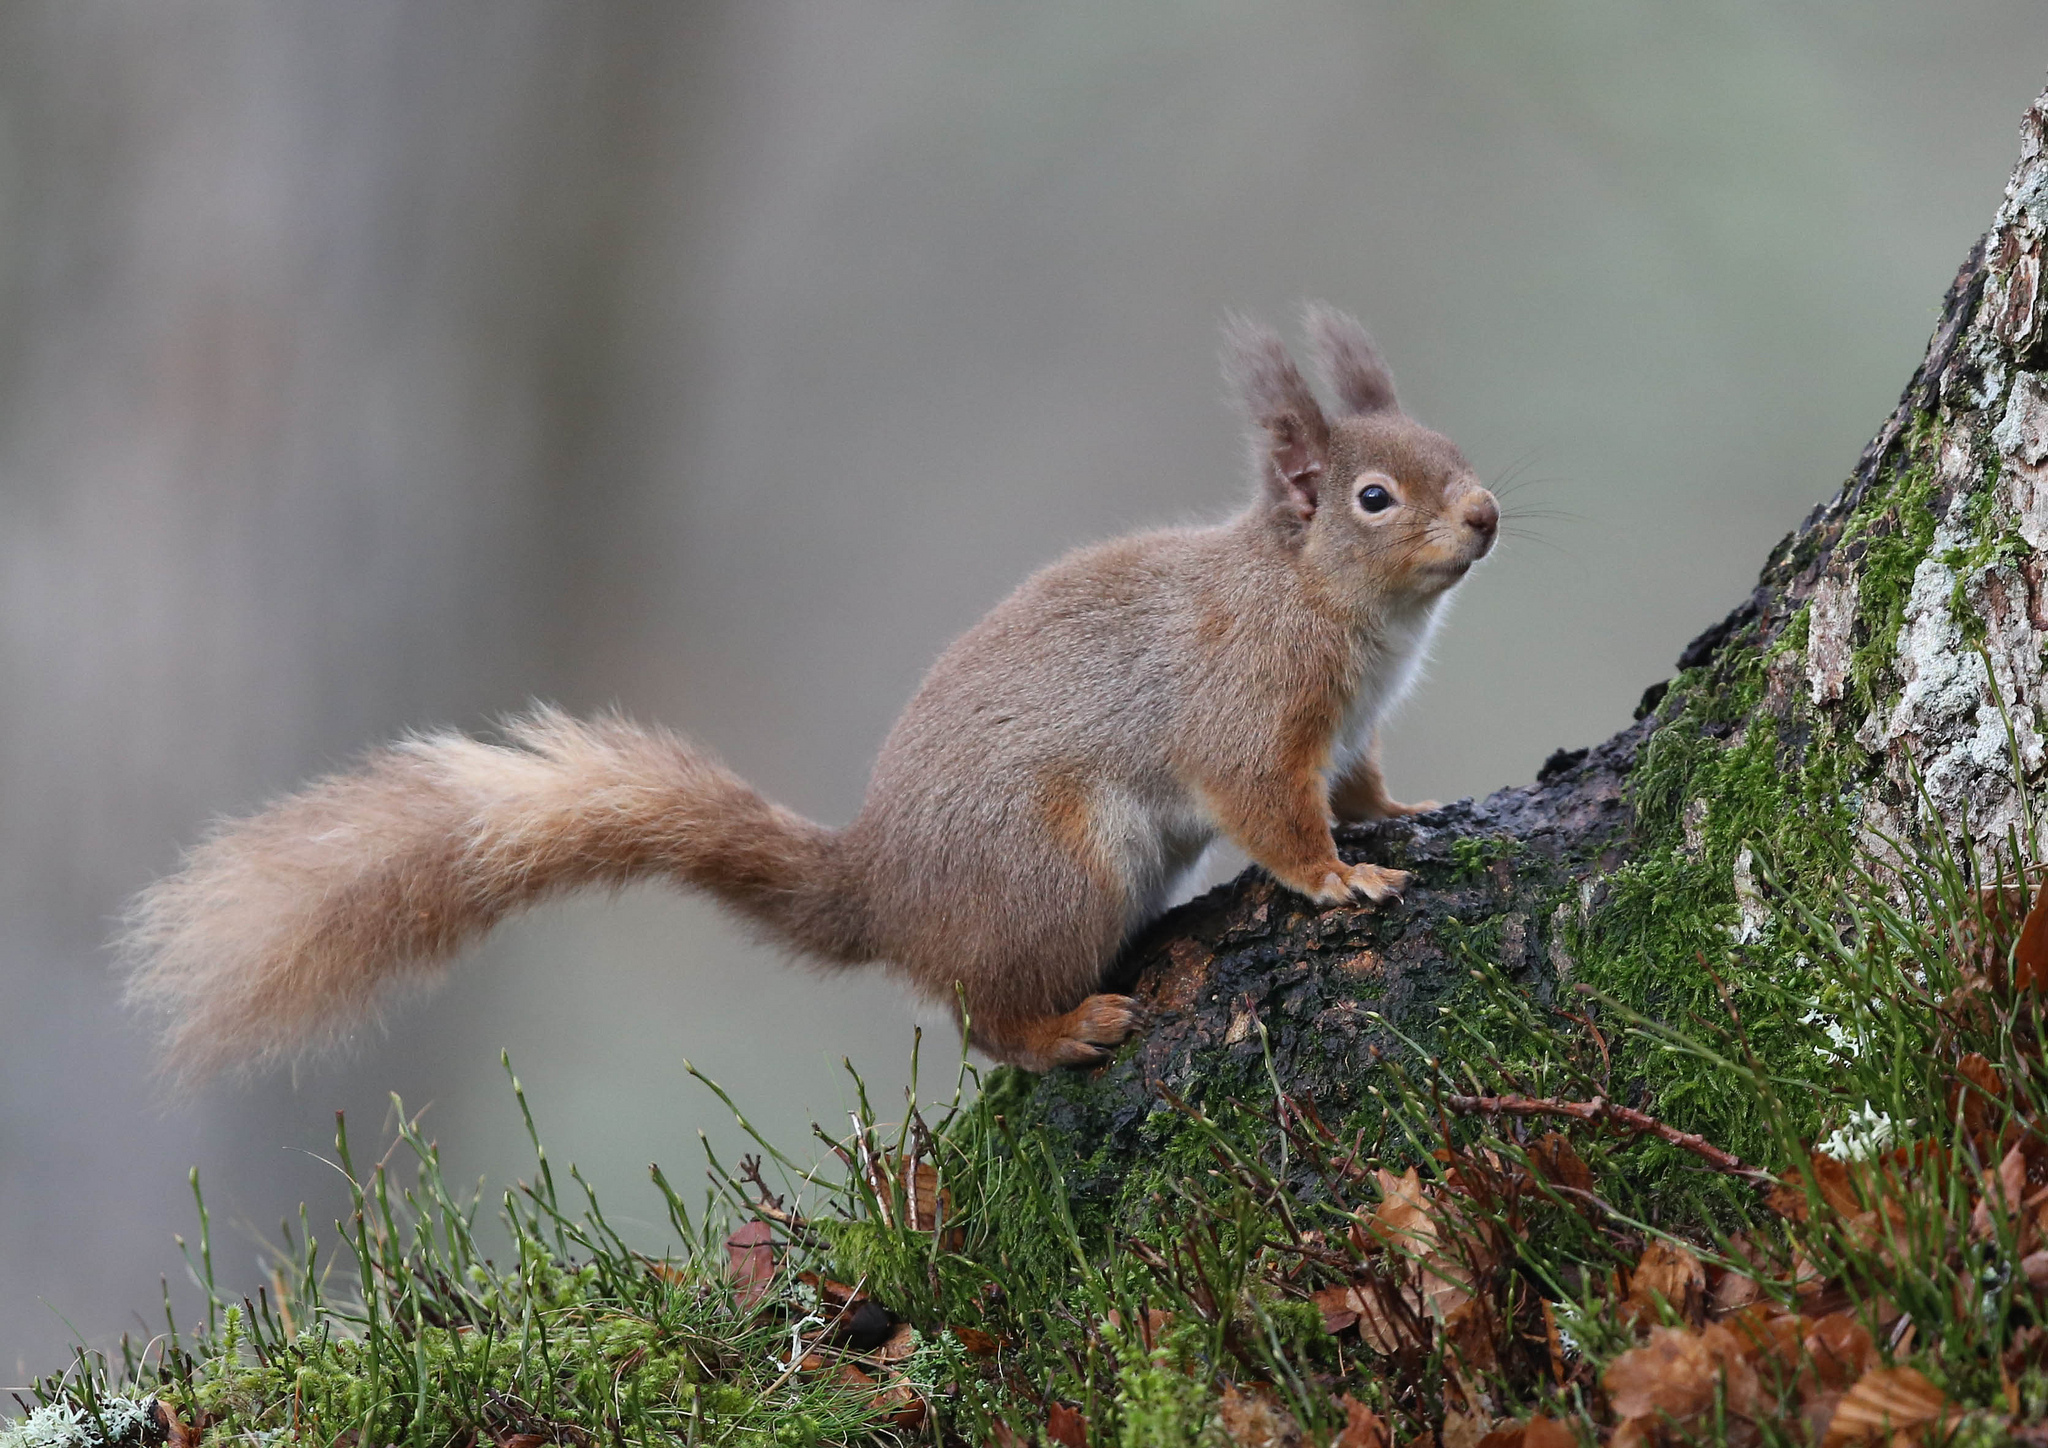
[1843,417,1944,716]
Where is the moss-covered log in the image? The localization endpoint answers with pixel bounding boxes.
[1010,84,2048,1193]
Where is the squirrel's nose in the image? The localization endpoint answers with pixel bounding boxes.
[1462,490,1499,542]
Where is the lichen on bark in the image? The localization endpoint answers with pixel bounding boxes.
[996,86,2048,1214]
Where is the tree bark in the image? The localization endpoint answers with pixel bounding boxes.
[1016,83,2048,1179]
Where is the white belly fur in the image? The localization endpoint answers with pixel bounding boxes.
[1330,599,1445,778]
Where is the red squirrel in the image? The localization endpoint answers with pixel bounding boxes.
[122,306,1498,1076]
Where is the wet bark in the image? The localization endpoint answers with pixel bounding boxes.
[1018,84,2048,1178]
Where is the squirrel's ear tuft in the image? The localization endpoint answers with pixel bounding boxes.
[1303,302,1398,416]
[1223,314,1330,529]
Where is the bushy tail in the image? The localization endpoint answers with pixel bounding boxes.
[121,706,866,1080]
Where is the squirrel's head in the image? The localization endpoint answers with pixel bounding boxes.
[1224,305,1497,606]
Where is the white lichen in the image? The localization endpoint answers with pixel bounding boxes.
[1818,1102,1911,1163]
[0,1399,155,1448]
[1729,846,1768,945]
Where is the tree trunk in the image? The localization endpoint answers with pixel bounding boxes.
[1016,83,2048,1183]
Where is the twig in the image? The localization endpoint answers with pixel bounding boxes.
[1441,1092,1776,1186]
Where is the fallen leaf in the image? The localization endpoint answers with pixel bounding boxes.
[1046,1401,1090,1448]
[1597,1327,1712,1417]
[1442,1296,1499,1376]
[2015,884,2048,993]
[1438,1409,1491,1448]
[1314,1284,1361,1335]
[874,1380,926,1431]
[1353,1274,1429,1356]
[1330,1396,1389,1448]
[1217,1384,1303,1448]
[1803,1312,1874,1392]
[723,1219,775,1309]
[1821,1365,1952,1446]
[1527,1132,1594,1195]
[1604,1324,1757,1426]
[875,1320,917,1362]
[1105,1306,1172,1351]
[1475,1420,1574,1448]
[950,1324,1000,1356]
[1628,1241,1706,1326]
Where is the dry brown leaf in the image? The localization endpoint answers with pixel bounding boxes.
[1803,1312,1874,1392]
[1046,1401,1091,1448]
[1527,1132,1594,1195]
[2014,883,2048,994]
[1709,1268,1762,1318]
[875,1320,917,1362]
[156,1404,205,1448]
[1821,1365,1952,1446]
[1217,1385,1304,1448]
[1518,1419,1577,1448]
[1354,1274,1429,1356]
[1369,1168,1438,1255]
[1314,1284,1361,1335]
[950,1324,1000,1356]
[874,1380,926,1431]
[1474,1418,1577,1448]
[1973,1141,2030,1241]
[1541,1298,1570,1384]
[1628,1241,1707,1325]
[1438,1409,1492,1448]
[990,1424,1028,1448]
[1105,1307,1173,1352]
[1953,1052,2006,1154]
[1330,1396,1390,1448]
[1604,1324,1757,1426]
[1442,1296,1500,1376]
[723,1219,775,1309]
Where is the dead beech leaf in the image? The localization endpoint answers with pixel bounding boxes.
[1369,1168,1437,1254]
[1475,1419,1576,1448]
[1604,1324,1757,1426]
[1354,1274,1429,1356]
[1803,1312,1874,1391]
[874,1320,916,1362]
[874,1380,926,1431]
[1105,1306,1173,1351]
[1528,1131,1594,1195]
[1314,1284,1361,1335]
[1330,1396,1389,1448]
[1708,1267,1761,1318]
[1972,1141,2029,1241]
[1438,1410,1491,1448]
[2022,1248,2048,1291]
[1821,1365,1952,1446]
[1046,1401,1090,1448]
[2014,883,2048,994]
[950,1324,999,1356]
[1217,1384,1304,1448]
[1628,1241,1706,1325]
[723,1219,775,1308]
[1441,1296,1499,1376]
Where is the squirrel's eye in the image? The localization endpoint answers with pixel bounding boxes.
[1357,484,1394,514]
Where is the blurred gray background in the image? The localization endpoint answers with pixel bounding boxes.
[1,0,2041,1379]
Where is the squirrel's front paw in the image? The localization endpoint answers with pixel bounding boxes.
[1296,860,1409,907]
